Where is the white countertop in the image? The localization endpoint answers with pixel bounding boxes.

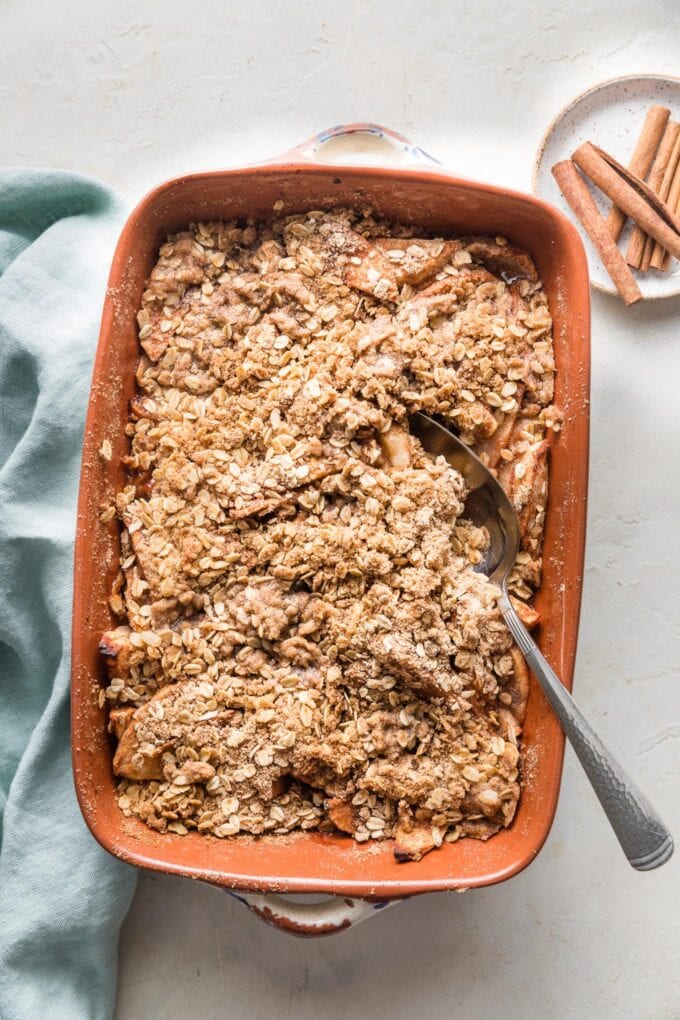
[3,2,678,1016]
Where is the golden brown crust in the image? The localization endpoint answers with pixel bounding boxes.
[112,685,179,780]
[326,797,359,835]
[508,646,531,724]
[373,237,461,285]
[394,821,437,862]
[511,597,540,630]
[378,424,413,469]
[99,626,133,679]
[466,237,539,282]
[108,707,135,741]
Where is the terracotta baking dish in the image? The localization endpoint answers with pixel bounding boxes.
[72,124,590,936]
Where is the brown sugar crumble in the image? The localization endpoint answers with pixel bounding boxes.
[100,209,558,861]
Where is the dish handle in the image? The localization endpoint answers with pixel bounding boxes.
[273,122,441,168]
[226,889,404,938]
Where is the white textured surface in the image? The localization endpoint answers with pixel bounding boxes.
[2,2,679,1017]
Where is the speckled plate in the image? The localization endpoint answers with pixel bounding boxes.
[72,123,590,935]
[534,73,680,299]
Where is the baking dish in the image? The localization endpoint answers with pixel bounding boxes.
[71,123,590,937]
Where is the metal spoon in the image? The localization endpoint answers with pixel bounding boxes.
[411,411,673,871]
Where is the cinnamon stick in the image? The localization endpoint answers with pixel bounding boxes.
[657,163,680,270]
[626,121,680,268]
[638,233,654,270]
[606,105,670,241]
[649,139,680,269]
[572,142,680,261]
[552,160,642,305]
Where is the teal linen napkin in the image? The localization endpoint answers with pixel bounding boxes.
[0,170,137,1020]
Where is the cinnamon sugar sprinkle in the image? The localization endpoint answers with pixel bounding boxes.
[100,209,558,861]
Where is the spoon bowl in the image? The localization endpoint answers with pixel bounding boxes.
[410,412,518,583]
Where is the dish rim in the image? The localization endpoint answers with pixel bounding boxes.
[71,154,590,898]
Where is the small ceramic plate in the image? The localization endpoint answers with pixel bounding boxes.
[534,73,680,299]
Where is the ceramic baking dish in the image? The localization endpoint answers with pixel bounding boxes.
[72,123,590,937]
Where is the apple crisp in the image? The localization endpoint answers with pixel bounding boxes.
[100,209,558,861]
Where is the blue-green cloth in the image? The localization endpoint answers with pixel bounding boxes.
[0,170,137,1020]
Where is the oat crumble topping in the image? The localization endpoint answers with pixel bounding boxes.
[101,209,557,860]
